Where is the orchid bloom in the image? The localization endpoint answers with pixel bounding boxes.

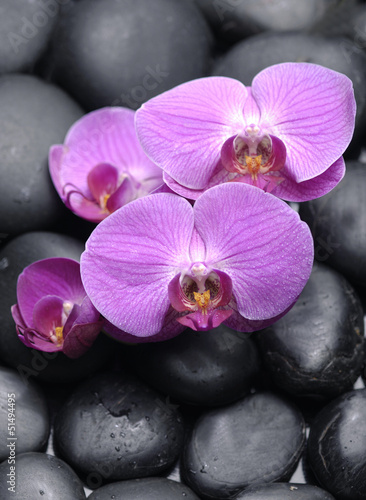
[49,107,163,222]
[135,62,356,202]
[81,183,313,341]
[11,258,104,358]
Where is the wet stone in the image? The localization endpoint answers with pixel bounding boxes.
[0,452,86,499]
[128,325,261,406]
[235,482,336,499]
[0,231,114,384]
[47,0,213,111]
[0,0,60,74]
[0,366,49,461]
[88,477,200,499]
[53,371,185,488]
[300,161,366,286]
[182,391,306,499]
[255,263,364,399]
[211,32,366,144]
[307,388,366,500]
[0,73,84,236]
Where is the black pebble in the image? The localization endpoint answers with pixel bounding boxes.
[0,366,49,461]
[182,391,305,499]
[307,388,366,500]
[48,0,213,111]
[195,0,337,43]
[53,371,185,488]
[0,0,59,74]
[255,263,364,399]
[0,231,114,384]
[127,325,261,407]
[0,74,84,236]
[211,32,366,143]
[88,477,200,499]
[300,161,366,286]
[0,452,86,499]
[234,482,336,499]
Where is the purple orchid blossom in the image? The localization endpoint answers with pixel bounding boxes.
[135,62,356,202]
[11,258,104,358]
[80,183,314,341]
[49,107,163,222]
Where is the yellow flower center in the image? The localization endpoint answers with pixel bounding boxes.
[100,193,111,212]
[245,155,262,180]
[54,326,64,346]
[193,290,211,313]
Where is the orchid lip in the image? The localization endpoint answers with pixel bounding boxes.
[168,268,233,331]
[221,132,287,193]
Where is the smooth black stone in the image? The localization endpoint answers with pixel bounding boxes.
[47,0,213,111]
[212,32,366,136]
[0,452,86,499]
[53,371,185,487]
[0,231,114,384]
[235,482,336,499]
[255,263,364,398]
[307,388,366,499]
[0,366,49,461]
[300,162,366,286]
[310,2,366,39]
[182,391,305,499]
[0,73,84,235]
[0,0,60,74]
[195,0,337,43]
[127,325,261,407]
[88,477,200,499]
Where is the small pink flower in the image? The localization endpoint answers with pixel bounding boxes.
[49,107,163,222]
[11,258,103,358]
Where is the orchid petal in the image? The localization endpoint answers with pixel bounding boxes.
[81,193,194,337]
[62,306,99,354]
[106,176,135,213]
[16,258,85,327]
[168,274,191,312]
[177,309,232,331]
[272,157,345,202]
[163,163,230,201]
[252,62,356,182]
[211,269,233,308]
[32,295,64,337]
[87,163,119,202]
[193,183,313,320]
[11,304,27,332]
[103,306,185,343]
[62,322,102,358]
[66,191,107,223]
[242,88,261,124]
[21,329,64,353]
[62,303,81,337]
[49,145,66,199]
[189,228,206,262]
[62,297,102,358]
[150,182,176,195]
[135,77,248,189]
[224,297,296,332]
[53,107,161,196]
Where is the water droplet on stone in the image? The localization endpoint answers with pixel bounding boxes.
[0,257,9,270]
